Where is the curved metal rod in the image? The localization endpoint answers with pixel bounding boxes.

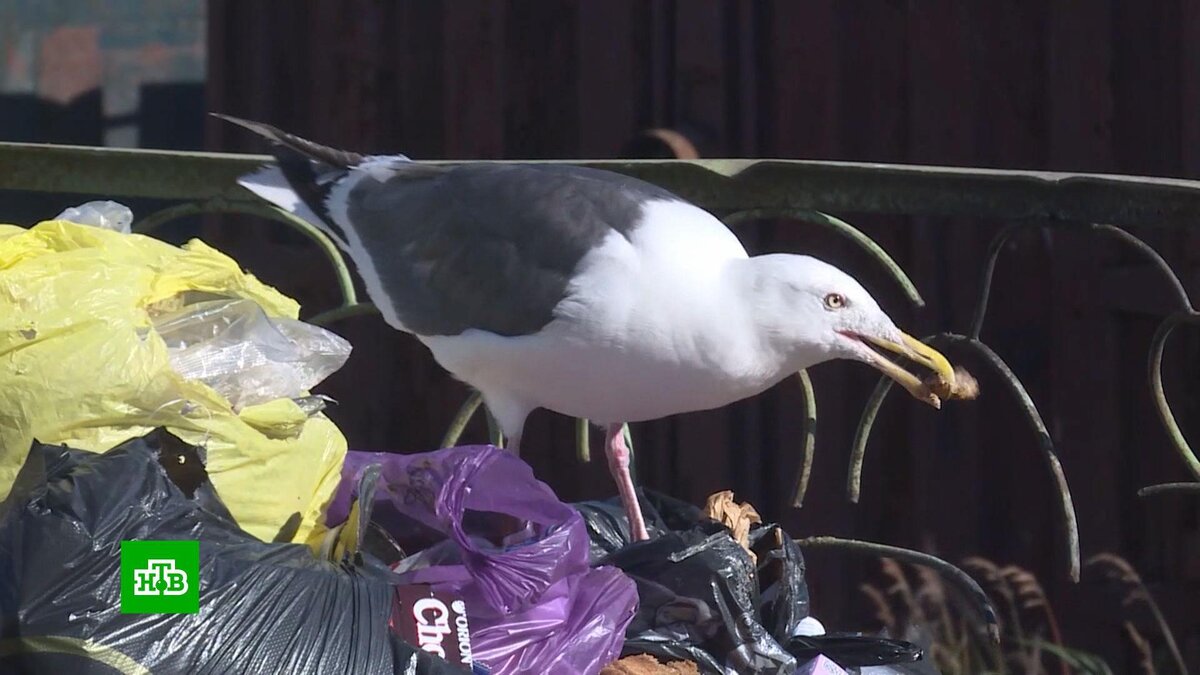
[966,221,1198,497]
[724,208,924,308]
[577,418,591,463]
[134,199,359,311]
[848,375,896,504]
[959,336,1080,582]
[795,535,1000,644]
[309,302,379,327]
[1138,482,1200,497]
[441,390,483,448]
[1147,312,1200,481]
[1089,224,1192,312]
[849,333,1080,582]
[1090,226,1195,486]
[969,222,1030,339]
[485,407,504,448]
[790,369,817,508]
[970,223,1191,340]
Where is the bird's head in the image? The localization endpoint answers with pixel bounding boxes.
[746,254,956,408]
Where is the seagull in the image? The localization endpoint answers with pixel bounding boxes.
[217,114,958,542]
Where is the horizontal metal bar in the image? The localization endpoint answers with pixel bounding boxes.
[4,141,1200,226]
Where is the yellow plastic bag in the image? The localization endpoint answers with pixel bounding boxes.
[0,220,347,545]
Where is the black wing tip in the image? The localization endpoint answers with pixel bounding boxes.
[209,112,283,139]
[209,111,365,168]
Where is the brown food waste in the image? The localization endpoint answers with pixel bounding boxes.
[919,365,979,408]
[600,655,701,675]
[703,490,763,564]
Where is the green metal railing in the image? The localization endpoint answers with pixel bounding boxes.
[6,140,1200,591]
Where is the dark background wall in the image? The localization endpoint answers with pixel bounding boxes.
[204,1,1200,670]
[3,0,1198,670]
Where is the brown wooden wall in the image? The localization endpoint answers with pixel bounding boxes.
[206,1,1200,669]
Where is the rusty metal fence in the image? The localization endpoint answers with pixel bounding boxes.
[4,140,1200,639]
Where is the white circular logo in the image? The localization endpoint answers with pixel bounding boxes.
[451,600,466,614]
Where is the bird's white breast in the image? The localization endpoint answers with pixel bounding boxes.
[422,200,791,424]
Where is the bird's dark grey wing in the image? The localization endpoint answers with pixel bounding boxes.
[215,114,686,337]
[339,162,683,337]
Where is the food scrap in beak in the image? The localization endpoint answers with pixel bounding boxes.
[922,366,980,403]
[851,332,978,408]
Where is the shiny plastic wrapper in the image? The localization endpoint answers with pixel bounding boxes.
[0,220,347,544]
[154,297,351,409]
[54,199,133,233]
[0,431,468,675]
[790,635,935,674]
[327,446,640,675]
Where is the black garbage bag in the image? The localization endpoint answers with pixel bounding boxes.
[0,430,469,675]
[575,491,936,675]
[789,633,936,674]
[574,491,810,674]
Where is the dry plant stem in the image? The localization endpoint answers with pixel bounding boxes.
[897,565,972,675]
[1042,599,1067,675]
[1087,554,1188,675]
[1002,565,1066,675]
[915,566,972,672]
[1124,622,1158,675]
[797,536,1000,644]
[1144,593,1188,675]
[859,583,897,631]
[967,559,1027,651]
[881,558,929,627]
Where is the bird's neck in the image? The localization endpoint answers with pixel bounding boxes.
[721,258,820,385]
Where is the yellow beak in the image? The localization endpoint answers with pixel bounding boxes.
[859,332,956,408]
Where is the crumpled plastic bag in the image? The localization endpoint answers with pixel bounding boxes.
[0,431,468,675]
[327,446,640,675]
[574,491,813,674]
[54,199,133,233]
[0,219,347,544]
[153,296,351,409]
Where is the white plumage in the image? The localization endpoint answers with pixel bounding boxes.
[221,114,958,542]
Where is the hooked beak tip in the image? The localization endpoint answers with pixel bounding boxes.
[855,331,957,406]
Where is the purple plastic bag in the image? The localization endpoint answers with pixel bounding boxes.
[328,446,639,675]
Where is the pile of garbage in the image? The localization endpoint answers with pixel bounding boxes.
[0,206,936,674]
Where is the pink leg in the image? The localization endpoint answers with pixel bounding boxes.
[605,424,650,542]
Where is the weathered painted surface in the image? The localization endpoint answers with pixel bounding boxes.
[0,0,204,147]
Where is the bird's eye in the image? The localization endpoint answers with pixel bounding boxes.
[823,293,847,310]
